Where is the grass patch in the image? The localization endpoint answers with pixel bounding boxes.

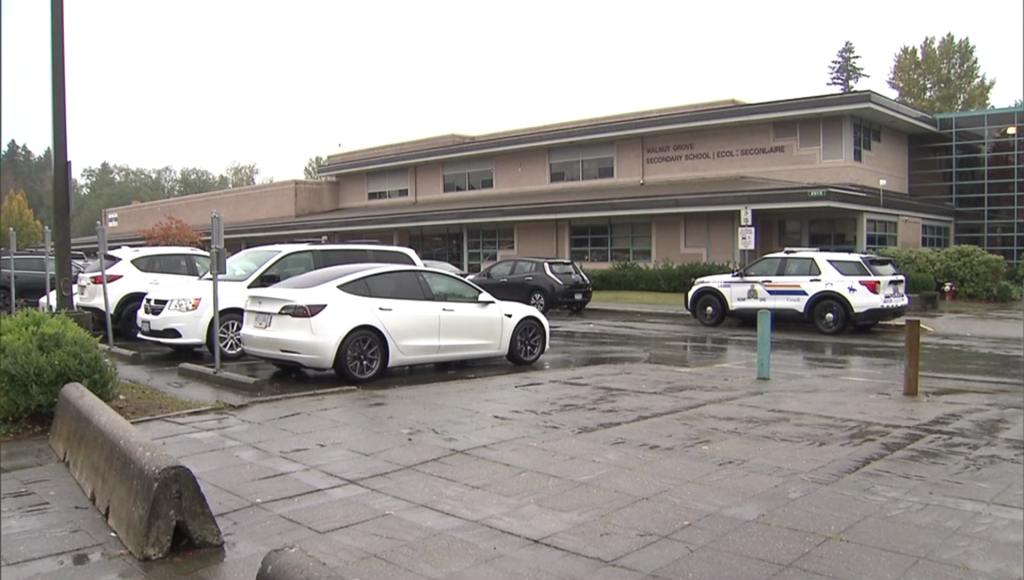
[592,290,687,307]
[0,382,214,442]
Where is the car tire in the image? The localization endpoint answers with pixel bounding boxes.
[207,312,245,360]
[528,290,550,314]
[506,318,545,366]
[854,321,878,332]
[812,299,848,335]
[568,304,586,314]
[334,329,386,383]
[117,299,142,339]
[694,293,727,327]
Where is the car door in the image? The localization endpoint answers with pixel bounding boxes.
[420,271,502,356]
[771,257,821,315]
[362,271,440,357]
[13,257,47,301]
[729,257,782,313]
[471,260,515,300]
[506,260,539,303]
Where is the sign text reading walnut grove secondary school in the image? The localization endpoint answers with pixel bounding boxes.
[645,142,787,164]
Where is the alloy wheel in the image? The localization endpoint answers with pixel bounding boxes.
[515,324,542,361]
[346,335,382,379]
[218,319,243,355]
[530,292,546,311]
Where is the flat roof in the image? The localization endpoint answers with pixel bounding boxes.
[318,91,937,176]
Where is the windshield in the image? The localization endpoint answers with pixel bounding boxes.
[864,257,901,276]
[548,262,579,275]
[203,249,281,282]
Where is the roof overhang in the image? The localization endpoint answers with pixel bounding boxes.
[318,92,938,176]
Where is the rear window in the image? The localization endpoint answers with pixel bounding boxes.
[369,249,416,265]
[864,257,901,276]
[828,260,871,277]
[83,254,121,273]
[548,262,580,275]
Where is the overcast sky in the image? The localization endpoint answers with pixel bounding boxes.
[2,0,1022,182]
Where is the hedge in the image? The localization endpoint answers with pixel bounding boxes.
[873,245,1018,301]
[0,309,119,422]
[584,260,735,293]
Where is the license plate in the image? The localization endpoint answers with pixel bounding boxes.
[254,313,272,329]
[141,321,151,333]
[575,293,583,300]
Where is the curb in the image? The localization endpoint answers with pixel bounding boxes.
[99,344,143,365]
[178,363,267,392]
[587,304,691,317]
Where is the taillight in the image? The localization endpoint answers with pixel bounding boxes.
[859,280,880,294]
[278,304,326,318]
[89,274,123,284]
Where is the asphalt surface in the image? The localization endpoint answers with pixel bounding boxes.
[1,303,1021,579]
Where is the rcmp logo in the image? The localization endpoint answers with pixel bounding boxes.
[747,285,758,300]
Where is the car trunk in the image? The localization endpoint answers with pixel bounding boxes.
[547,261,591,289]
[862,257,905,297]
[244,290,318,334]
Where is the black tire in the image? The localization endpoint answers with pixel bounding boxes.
[506,318,546,366]
[854,321,878,332]
[694,293,727,327]
[207,312,245,360]
[117,299,142,339]
[334,329,386,383]
[0,288,11,313]
[568,304,586,314]
[812,299,848,335]
[528,290,550,314]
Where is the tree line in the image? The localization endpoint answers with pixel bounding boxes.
[0,140,267,240]
[826,33,1020,113]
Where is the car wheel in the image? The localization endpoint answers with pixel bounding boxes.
[0,288,11,313]
[854,321,878,332]
[568,304,586,314]
[694,294,727,327]
[334,329,386,383]
[528,290,549,314]
[117,299,142,339]
[812,299,848,335]
[506,319,545,366]
[207,312,245,360]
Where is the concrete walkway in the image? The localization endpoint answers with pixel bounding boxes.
[2,359,1022,579]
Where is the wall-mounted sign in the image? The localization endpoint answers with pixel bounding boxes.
[741,206,753,226]
[107,213,119,228]
[645,143,787,165]
[808,190,827,197]
[738,226,756,251]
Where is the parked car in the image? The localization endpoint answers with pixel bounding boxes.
[240,263,550,382]
[73,246,211,336]
[1,252,84,311]
[685,248,908,334]
[138,243,424,359]
[467,257,592,313]
[423,260,468,277]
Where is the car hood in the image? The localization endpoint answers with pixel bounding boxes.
[693,273,738,285]
[146,278,244,300]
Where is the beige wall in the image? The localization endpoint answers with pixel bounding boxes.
[898,216,923,248]
[494,150,548,190]
[416,164,443,201]
[616,138,643,180]
[337,174,367,207]
[516,221,558,257]
[294,181,339,216]
[653,217,683,263]
[707,213,737,263]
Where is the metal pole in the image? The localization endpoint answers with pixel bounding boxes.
[44,226,52,311]
[51,0,73,312]
[904,318,921,396]
[212,247,221,373]
[756,309,771,380]
[7,228,15,315]
[96,222,114,347]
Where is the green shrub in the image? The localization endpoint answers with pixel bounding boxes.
[992,281,1023,303]
[875,245,1008,300]
[906,272,937,294]
[0,309,119,422]
[585,260,734,293]
[873,247,943,279]
[1006,262,1024,286]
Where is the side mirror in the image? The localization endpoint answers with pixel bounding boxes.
[259,272,281,287]
[478,292,496,304]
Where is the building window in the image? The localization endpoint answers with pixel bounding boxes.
[809,218,857,252]
[866,219,898,250]
[853,118,882,162]
[367,169,409,200]
[443,159,493,193]
[921,224,951,248]
[550,143,615,183]
[778,219,802,247]
[570,221,651,263]
[466,226,515,272]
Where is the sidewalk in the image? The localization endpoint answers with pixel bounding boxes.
[2,359,1022,579]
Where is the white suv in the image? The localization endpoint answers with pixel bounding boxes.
[73,246,211,337]
[138,243,424,359]
[686,248,908,334]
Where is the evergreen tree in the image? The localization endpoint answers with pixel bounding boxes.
[827,41,869,93]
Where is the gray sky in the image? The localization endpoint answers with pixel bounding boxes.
[2,0,1022,183]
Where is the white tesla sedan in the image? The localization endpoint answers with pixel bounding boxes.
[240,263,550,383]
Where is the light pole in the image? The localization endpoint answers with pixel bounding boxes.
[878,178,887,209]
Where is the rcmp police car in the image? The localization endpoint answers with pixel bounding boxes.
[685,248,908,335]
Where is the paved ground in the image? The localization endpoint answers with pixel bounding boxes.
[3,353,1022,579]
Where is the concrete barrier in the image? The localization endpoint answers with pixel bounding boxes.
[257,547,344,580]
[49,383,224,560]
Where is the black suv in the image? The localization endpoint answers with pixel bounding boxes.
[1,252,84,311]
[467,257,592,313]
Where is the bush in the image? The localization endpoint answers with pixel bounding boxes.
[992,281,1023,303]
[585,260,734,293]
[875,245,1008,300]
[906,272,937,295]
[0,309,119,422]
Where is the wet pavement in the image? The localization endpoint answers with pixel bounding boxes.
[1,305,1022,579]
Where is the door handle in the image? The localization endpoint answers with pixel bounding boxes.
[761,280,772,283]
[442,308,454,312]
[809,278,821,282]
[525,277,533,281]
[499,278,508,283]
[378,307,392,312]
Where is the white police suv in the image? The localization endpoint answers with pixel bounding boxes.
[686,248,908,335]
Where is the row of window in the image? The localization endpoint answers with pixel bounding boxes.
[782,218,950,252]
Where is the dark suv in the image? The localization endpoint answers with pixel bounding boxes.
[467,257,592,313]
[1,252,84,311]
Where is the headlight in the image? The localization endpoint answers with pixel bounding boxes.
[167,298,202,312]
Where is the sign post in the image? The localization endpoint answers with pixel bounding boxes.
[739,207,754,267]
[210,211,225,373]
[7,228,15,315]
[738,225,756,268]
[44,226,52,311]
[95,221,114,347]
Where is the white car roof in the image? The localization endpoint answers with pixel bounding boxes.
[246,243,417,253]
[109,246,209,257]
[764,248,882,260]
